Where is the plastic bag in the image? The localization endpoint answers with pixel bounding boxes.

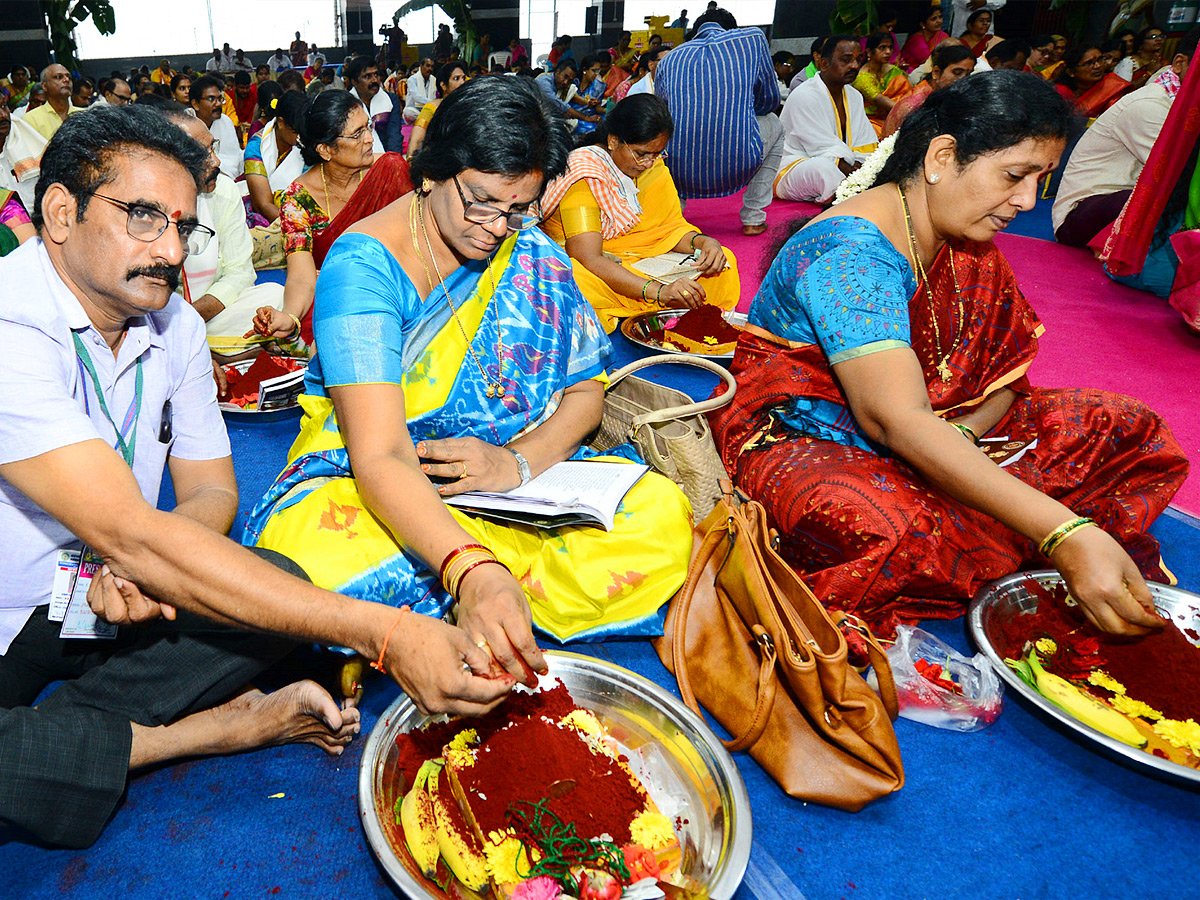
[885,626,1003,732]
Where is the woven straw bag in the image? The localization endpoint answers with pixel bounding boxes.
[587,356,736,520]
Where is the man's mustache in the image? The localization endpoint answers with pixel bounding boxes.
[126,265,182,291]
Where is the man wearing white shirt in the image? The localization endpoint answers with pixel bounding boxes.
[774,35,877,203]
[205,48,224,74]
[346,56,397,154]
[231,50,254,73]
[189,75,242,180]
[266,49,290,73]
[404,57,436,123]
[627,47,669,96]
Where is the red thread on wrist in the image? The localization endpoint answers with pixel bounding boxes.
[370,604,410,675]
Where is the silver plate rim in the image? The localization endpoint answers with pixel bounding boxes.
[357,649,753,900]
[967,569,1200,785]
[619,308,744,362]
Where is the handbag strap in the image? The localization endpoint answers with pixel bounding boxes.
[833,612,901,721]
[605,355,737,425]
[670,507,779,752]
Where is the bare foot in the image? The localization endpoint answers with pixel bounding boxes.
[129,680,361,769]
[742,223,769,236]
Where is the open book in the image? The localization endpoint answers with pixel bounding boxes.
[629,250,727,284]
[444,460,649,531]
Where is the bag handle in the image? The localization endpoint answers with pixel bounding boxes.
[833,612,901,721]
[605,355,737,425]
[670,510,778,751]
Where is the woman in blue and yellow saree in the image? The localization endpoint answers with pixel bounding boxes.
[243,78,692,677]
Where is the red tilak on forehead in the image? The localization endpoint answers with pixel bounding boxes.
[171,210,182,219]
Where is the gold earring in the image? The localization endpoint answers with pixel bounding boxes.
[422,179,432,193]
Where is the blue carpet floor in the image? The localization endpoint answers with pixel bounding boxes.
[6,196,1199,897]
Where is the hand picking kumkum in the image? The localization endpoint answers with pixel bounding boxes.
[392,681,688,900]
[998,579,1200,768]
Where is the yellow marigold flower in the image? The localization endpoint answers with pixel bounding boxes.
[483,831,536,885]
[1087,670,1126,695]
[562,709,603,740]
[1153,718,1200,755]
[445,727,478,768]
[1035,637,1058,655]
[629,809,675,850]
[1110,694,1162,721]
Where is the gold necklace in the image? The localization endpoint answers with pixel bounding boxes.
[413,194,506,398]
[320,162,363,216]
[897,183,962,384]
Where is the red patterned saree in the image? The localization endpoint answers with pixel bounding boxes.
[710,237,1187,636]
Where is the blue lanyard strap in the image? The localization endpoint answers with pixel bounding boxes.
[72,331,143,469]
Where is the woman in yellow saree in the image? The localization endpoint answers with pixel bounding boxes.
[243,79,692,661]
[539,95,740,333]
[854,32,914,139]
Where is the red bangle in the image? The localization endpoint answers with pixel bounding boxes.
[438,542,491,586]
[369,605,410,675]
[449,558,509,600]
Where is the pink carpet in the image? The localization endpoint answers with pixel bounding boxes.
[681,191,1200,515]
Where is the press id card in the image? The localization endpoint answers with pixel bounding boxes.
[58,547,119,639]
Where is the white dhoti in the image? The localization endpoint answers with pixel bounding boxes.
[774,157,847,203]
[204,281,286,356]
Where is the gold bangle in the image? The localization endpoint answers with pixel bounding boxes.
[1038,517,1097,558]
[951,421,979,444]
[287,313,302,337]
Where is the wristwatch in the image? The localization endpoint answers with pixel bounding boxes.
[510,449,532,487]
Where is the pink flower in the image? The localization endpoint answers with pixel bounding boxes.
[511,876,562,900]
[577,870,622,900]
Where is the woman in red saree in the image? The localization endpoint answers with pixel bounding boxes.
[249,90,413,347]
[710,72,1187,637]
[1055,45,1128,117]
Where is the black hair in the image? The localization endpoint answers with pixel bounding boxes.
[189,74,223,102]
[553,58,578,75]
[1100,38,1125,57]
[1031,34,1057,51]
[97,77,111,94]
[825,34,859,59]
[582,93,673,148]
[635,51,658,74]
[1056,45,1100,91]
[865,31,893,53]
[691,8,736,32]
[1134,26,1163,53]
[773,50,796,67]
[916,5,942,28]
[32,104,208,230]
[579,54,601,72]
[877,5,899,26]
[255,64,270,75]
[276,90,308,134]
[169,72,191,95]
[1176,29,1200,61]
[277,69,307,92]
[409,75,571,189]
[875,70,1071,188]
[256,80,284,119]
[930,44,976,74]
[986,39,1031,67]
[133,92,185,111]
[965,8,992,29]
[297,89,359,166]
[437,60,467,91]
[344,55,378,84]
[233,71,251,86]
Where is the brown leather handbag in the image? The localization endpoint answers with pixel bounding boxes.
[654,496,905,811]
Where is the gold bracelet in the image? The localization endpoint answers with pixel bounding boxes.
[287,313,302,337]
[1038,516,1097,558]
[951,421,979,444]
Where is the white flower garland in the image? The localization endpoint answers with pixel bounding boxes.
[832,132,899,205]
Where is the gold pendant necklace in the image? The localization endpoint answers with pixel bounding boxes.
[321,162,363,216]
[412,195,506,398]
[898,184,962,384]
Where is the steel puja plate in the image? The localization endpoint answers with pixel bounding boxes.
[968,570,1200,785]
[358,650,752,899]
[620,309,746,361]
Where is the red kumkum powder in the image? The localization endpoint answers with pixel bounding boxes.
[460,718,647,846]
[394,683,577,786]
[999,579,1200,721]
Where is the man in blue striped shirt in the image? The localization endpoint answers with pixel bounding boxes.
[655,8,782,236]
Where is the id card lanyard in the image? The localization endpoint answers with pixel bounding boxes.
[71,331,143,469]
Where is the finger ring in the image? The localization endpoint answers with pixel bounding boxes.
[458,462,468,479]
[476,637,490,651]
[682,291,691,298]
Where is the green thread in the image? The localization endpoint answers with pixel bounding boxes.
[504,799,631,892]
